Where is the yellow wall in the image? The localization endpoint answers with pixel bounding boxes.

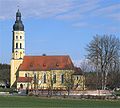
[10,59,23,87]
[72,75,85,90]
[12,31,25,59]
[17,82,31,90]
[11,30,25,87]
[17,70,74,90]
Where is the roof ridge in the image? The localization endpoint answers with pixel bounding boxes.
[25,55,69,57]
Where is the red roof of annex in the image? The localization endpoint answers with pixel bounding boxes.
[17,77,32,82]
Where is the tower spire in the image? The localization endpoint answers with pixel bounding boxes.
[12,9,25,59]
[11,9,25,87]
[17,5,20,13]
[13,8,24,31]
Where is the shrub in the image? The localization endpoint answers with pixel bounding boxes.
[0,88,17,93]
[114,90,120,96]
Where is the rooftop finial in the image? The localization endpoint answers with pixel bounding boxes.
[17,5,19,11]
[16,6,21,17]
[17,5,19,8]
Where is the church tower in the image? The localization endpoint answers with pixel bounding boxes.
[10,9,25,87]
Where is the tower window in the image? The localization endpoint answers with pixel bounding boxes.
[16,36,18,39]
[15,51,18,56]
[20,43,22,49]
[16,43,18,49]
[20,52,22,59]
[20,36,22,39]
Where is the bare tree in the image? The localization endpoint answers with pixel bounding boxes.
[79,60,95,90]
[64,71,74,96]
[47,70,56,96]
[86,35,120,90]
[79,59,95,73]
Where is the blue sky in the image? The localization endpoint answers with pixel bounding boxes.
[0,0,120,64]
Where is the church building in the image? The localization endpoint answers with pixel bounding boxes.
[10,10,85,90]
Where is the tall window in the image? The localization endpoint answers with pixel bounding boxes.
[20,43,22,49]
[16,36,18,39]
[77,76,79,80]
[20,36,22,39]
[43,74,46,83]
[53,74,56,83]
[25,73,27,77]
[16,43,18,49]
[34,73,37,81]
[61,74,64,83]
[20,83,23,88]
[15,51,18,56]
[34,73,37,84]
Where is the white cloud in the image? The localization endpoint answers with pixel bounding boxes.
[0,0,119,32]
[92,3,120,21]
[55,0,101,20]
[0,0,119,20]
[72,22,89,28]
[0,0,76,19]
[107,13,120,21]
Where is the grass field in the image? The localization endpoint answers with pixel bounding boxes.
[0,96,120,108]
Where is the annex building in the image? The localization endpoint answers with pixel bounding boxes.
[10,10,84,90]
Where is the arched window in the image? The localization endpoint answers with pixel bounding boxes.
[20,36,22,39]
[61,74,64,83]
[20,83,23,89]
[20,52,22,58]
[20,43,22,49]
[16,43,18,49]
[16,36,18,39]
[34,73,37,81]
[43,74,46,83]
[34,73,37,84]
[53,74,56,83]
[77,76,79,80]
[15,51,18,56]
[25,73,27,77]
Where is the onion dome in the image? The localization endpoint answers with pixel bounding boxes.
[13,9,24,31]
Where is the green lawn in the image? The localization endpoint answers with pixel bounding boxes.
[0,96,119,108]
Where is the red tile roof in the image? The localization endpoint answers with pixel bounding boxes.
[19,55,74,71]
[17,77,32,82]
